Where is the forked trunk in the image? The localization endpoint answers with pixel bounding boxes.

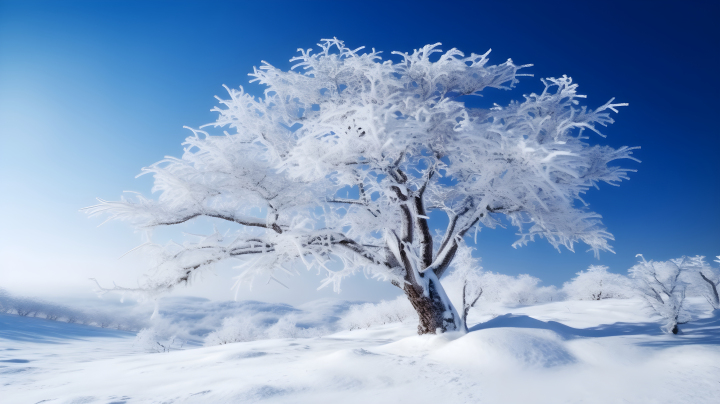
[403,271,463,334]
[389,191,464,335]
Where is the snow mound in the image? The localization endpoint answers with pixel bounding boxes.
[433,328,575,369]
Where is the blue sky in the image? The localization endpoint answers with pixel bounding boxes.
[1,0,718,303]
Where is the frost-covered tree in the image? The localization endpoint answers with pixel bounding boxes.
[86,39,637,334]
[683,255,720,310]
[707,256,720,309]
[629,255,691,334]
[563,265,632,300]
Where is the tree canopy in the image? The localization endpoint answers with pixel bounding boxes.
[86,38,637,333]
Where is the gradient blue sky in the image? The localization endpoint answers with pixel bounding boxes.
[1,0,718,303]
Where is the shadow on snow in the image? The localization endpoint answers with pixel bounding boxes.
[0,313,134,344]
[468,310,720,347]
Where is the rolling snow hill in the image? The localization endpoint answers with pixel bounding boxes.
[1,298,719,404]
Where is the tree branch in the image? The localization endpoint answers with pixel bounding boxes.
[462,281,483,326]
[424,214,481,279]
[413,195,433,269]
[435,197,475,260]
[412,167,435,269]
[437,212,459,260]
[700,272,720,306]
[151,211,283,234]
[327,198,366,205]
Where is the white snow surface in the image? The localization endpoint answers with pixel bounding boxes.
[2,298,719,404]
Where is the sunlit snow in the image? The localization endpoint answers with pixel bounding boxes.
[2,298,718,404]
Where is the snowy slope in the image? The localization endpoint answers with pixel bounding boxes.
[2,298,719,404]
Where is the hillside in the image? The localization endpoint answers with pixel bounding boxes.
[2,298,719,404]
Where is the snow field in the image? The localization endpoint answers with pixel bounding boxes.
[2,298,719,404]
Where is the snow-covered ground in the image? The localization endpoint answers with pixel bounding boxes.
[2,298,719,404]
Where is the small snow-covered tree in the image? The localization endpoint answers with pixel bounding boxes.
[707,256,720,308]
[681,255,720,309]
[563,265,631,300]
[442,244,484,328]
[629,255,691,334]
[135,328,183,353]
[86,39,637,334]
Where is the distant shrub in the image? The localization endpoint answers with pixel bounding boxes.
[0,288,13,314]
[443,267,561,307]
[204,317,263,345]
[14,298,41,317]
[0,288,145,331]
[134,327,184,352]
[203,314,325,346]
[563,265,632,301]
[265,317,323,339]
[473,272,561,305]
[338,297,416,331]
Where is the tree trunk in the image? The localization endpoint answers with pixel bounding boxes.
[388,191,463,335]
[403,271,462,334]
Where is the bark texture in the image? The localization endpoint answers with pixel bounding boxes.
[404,277,458,334]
